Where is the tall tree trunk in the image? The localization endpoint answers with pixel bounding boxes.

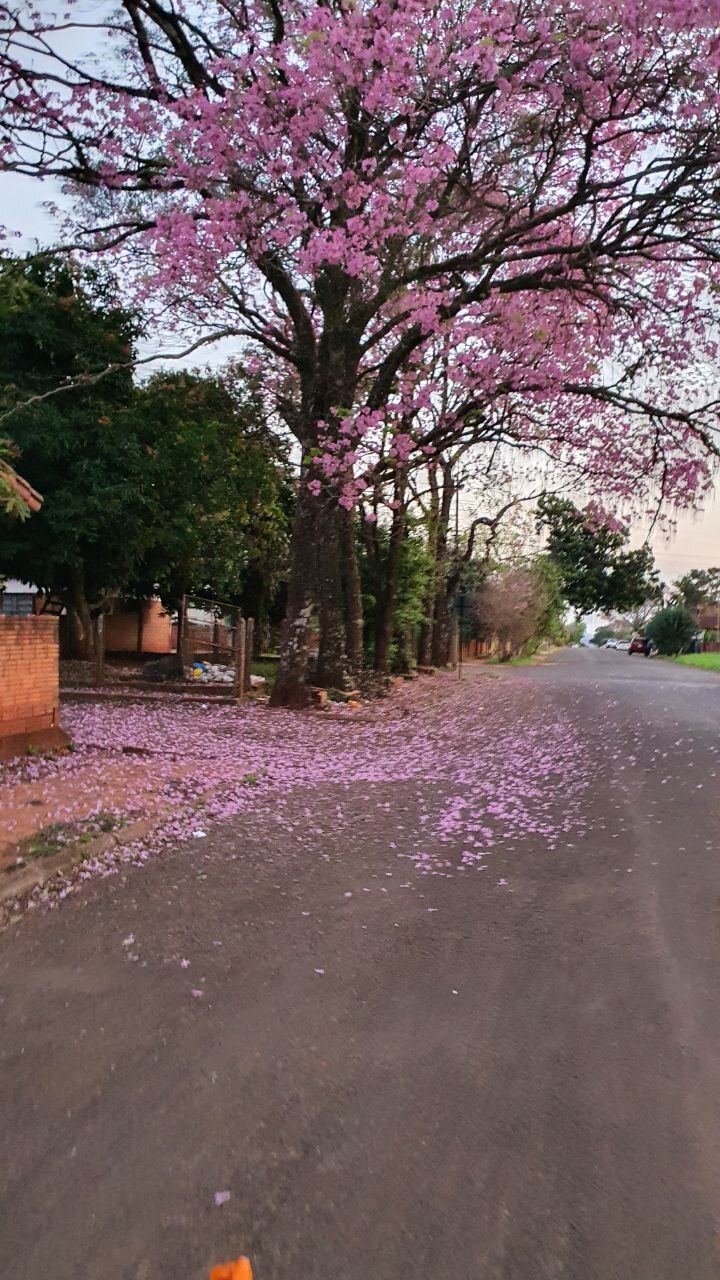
[173,590,188,676]
[316,500,348,688]
[430,463,456,667]
[395,623,414,674]
[342,508,364,679]
[418,465,440,666]
[374,470,407,674]
[270,479,321,707]
[65,568,94,660]
[271,326,362,703]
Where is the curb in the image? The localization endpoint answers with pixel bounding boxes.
[0,814,159,906]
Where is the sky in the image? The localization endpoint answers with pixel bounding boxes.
[2,170,719,583]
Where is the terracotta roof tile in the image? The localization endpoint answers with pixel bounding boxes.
[0,463,43,513]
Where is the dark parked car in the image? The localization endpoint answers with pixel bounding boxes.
[629,635,651,655]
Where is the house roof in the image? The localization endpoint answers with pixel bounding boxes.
[0,463,43,514]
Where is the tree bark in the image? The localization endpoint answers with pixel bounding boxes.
[173,591,188,676]
[374,470,407,674]
[270,480,318,708]
[418,465,440,666]
[271,324,362,703]
[316,500,348,688]
[342,507,364,679]
[65,568,94,660]
[431,463,456,667]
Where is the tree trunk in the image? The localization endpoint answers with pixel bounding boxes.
[270,328,363,703]
[93,613,105,684]
[342,507,364,679]
[430,465,456,667]
[374,471,407,674]
[418,466,440,666]
[448,615,459,668]
[394,624,414,674]
[173,591,188,676]
[65,568,94,660]
[270,480,318,708]
[316,500,348,688]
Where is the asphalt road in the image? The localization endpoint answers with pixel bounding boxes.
[2,649,720,1280]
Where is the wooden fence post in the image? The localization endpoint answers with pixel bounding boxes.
[244,616,254,693]
[234,617,247,703]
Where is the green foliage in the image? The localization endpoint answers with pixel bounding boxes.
[564,618,586,645]
[124,369,292,608]
[0,256,144,612]
[527,555,566,650]
[537,495,659,615]
[590,625,620,646]
[672,568,720,610]
[393,525,433,638]
[250,658,280,690]
[0,257,291,645]
[645,605,697,655]
[358,518,432,671]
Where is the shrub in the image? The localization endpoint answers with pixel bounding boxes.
[645,605,696,656]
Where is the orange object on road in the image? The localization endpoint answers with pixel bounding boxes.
[210,1258,253,1280]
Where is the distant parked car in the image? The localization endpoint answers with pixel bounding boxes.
[604,639,618,649]
[629,635,651,656]
[616,640,631,651]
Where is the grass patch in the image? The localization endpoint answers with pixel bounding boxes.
[4,811,128,875]
[250,658,279,690]
[674,653,720,671]
[485,653,545,668]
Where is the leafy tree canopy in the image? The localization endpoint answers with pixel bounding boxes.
[672,568,720,610]
[0,257,292,652]
[590,625,621,647]
[124,370,292,611]
[0,256,144,631]
[537,495,660,617]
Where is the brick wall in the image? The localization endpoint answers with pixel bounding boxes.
[0,616,59,739]
[104,600,173,654]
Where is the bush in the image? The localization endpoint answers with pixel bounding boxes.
[645,605,696,655]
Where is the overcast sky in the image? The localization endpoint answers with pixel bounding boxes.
[2,170,719,582]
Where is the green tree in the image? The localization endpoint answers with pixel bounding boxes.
[565,618,586,645]
[0,256,143,655]
[537,495,659,616]
[125,370,292,644]
[358,518,432,674]
[672,568,720,611]
[0,258,292,656]
[590,625,621,647]
[645,605,697,655]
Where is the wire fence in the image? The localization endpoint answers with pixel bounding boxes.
[178,594,255,698]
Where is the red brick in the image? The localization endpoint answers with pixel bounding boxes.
[0,617,59,744]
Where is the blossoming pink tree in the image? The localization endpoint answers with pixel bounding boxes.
[3,0,720,702]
